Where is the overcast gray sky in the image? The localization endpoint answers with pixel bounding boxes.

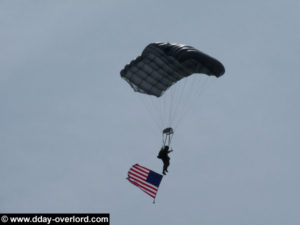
[1,1,300,224]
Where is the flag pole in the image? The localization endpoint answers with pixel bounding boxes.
[153,189,159,204]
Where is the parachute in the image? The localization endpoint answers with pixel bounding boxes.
[120,42,225,146]
[120,42,225,97]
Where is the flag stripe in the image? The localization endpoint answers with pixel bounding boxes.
[140,187,155,198]
[134,164,150,172]
[133,165,150,174]
[130,168,148,178]
[138,184,156,195]
[129,180,156,198]
[128,174,158,191]
[128,171,149,184]
[127,177,158,195]
[127,172,146,184]
[127,176,157,194]
[132,166,149,176]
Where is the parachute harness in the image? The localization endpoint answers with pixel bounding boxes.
[162,127,174,147]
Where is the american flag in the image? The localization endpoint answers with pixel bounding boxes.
[127,164,163,200]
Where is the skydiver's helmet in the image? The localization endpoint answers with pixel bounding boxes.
[164,146,169,150]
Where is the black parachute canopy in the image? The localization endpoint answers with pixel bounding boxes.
[120,42,225,97]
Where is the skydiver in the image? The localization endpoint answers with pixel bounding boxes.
[157,145,173,175]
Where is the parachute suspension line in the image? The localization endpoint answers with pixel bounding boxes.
[168,83,176,128]
[162,76,189,130]
[171,75,197,129]
[174,76,211,130]
[162,88,168,128]
[137,94,162,132]
[173,76,202,130]
[158,93,164,130]
[161,85,171,129]
[167,86,171,128]
[169,76,189,128]
[150,94,164,131]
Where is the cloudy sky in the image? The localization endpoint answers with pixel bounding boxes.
[1,1,300,224]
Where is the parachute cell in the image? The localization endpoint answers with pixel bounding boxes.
[120,42,225,97]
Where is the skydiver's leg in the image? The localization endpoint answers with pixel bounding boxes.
[163,159,169,174]
[161,159,165,174]
[162,160,166,174]
[165,159,170,172]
